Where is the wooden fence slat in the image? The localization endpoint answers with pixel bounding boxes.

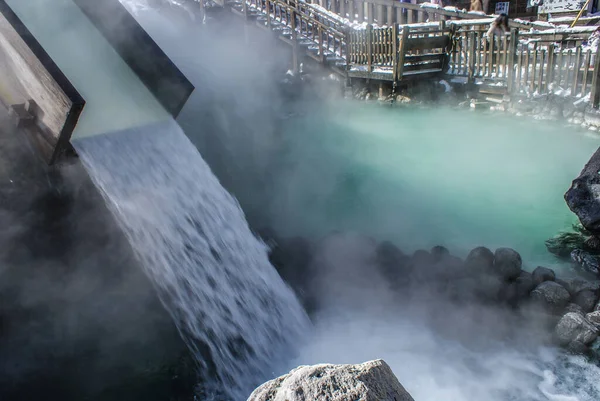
[573,47,582,96]
[507,29,517,93]
[545,44,555,93]
[590,41,600,107]
[397,26,410,79]
[537,49,545,94]
[583,49,592,95]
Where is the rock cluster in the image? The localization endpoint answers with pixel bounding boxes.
[267,232,600,356]
[247,360,414,401]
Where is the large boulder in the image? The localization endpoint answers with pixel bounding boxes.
[493,248,522,281]
[247,360,415,401]
[565,147,600,235]
[574,290,599,312]
[531,281,571,313]
[555,312,599,346]
[570,249,600,276]
[532,266,555,286]
[516,271,535,299]
[465,246,494,272]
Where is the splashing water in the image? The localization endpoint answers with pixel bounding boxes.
[73,120,310,399]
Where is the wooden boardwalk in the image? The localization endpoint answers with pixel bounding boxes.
[211,0,600,107]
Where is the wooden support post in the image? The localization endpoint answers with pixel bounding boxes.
[506,28,518,94]
[545,44,555,92]
[266,0,271,27]
[340,0,346,19]
[590,41,600,108]
[377,5,384,24]
[358,0,364,22]
[379,82,384,99]
[468,31,476,82]
[367,3,374,24]
[291,9,299,74]
[387,6,393,25]
[366,24,373,72]
[396,7,403,25]
[320,0,326,8]
[392,23,399,83]
[319,25,325,63]
[397,26,409,80]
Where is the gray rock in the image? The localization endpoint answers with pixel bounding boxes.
[567,340,590,354]
[516,271,535,299]
[431,245,450,263]
[574,290,598,312]
[465,247,494,271]
[247,360,415,401]
[494,248,522,281]
[531,281,571,312]
[565,148,600,236]
[555,312,599,346]
[587,310,600,327]
[566,303,585,315]
[564,278,600,296]
[571,249,600,275]
[532,266,556,286]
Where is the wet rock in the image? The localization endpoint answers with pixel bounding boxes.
[431,245,450,263]
[566,303,585,314]
[564,278,600,296]
[586,311,600,328]
[376,241,409,287]
[532,266,555,286]
[566,340,590,354]
[499,282,519,306]
[531,281,571,313]
[516,271,535,299]
[565,147,600,235]
[571,249,600,275]
[247,359,415,401]
[575,290,598,312]
[465,246,495,272]
[555,312,599,346]
[493,248,522,281]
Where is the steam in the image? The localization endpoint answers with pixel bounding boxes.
[121,4,600,401]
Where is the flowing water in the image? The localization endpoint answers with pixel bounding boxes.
[89,2,600,400]
[73,120,310,400]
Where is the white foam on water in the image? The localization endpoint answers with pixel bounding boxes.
[73,120,310,400]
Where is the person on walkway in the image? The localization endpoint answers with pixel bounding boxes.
[486,13,509,43]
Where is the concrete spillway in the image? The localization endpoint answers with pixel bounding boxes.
[0,0,193,162]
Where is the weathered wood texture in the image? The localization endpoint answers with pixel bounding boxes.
[0,2,84,164]
[227,0,600,107]
[73,0,194,118]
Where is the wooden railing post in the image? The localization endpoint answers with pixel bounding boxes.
[392,23,399,82]
[319,24,325,64]
[468,30,476,82]
[397,26,410,80]
[591,40,600,108]
[266,0,271,27]
[366,24,373,73]
[507,28,518,94]
[291,8,299,73]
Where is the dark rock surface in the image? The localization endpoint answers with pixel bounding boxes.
[532,266,556,286]
[565,147,600,235]
[493,248,522,281]
[575,290,599,312]
[530,282,571,313]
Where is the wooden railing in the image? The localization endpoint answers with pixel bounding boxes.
[223,0,600,107]
[447,22,599,101]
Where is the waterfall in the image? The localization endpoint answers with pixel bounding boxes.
[73,119,310,400]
